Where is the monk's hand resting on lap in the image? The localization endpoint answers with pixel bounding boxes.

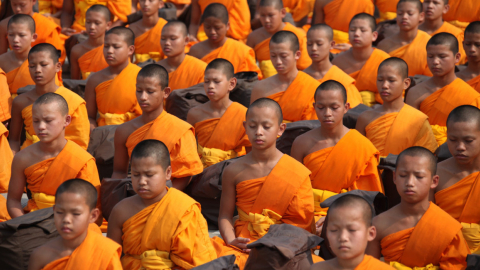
[315,216,326,236]
[228,237,251,253]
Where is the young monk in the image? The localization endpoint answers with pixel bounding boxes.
[112,64,202,191]
[367,146,470,269]
[69,5,111,80]
[332,13,390,107]
[28,179,122,270]
[356,58,438,156]
[250,31,320,122]
[247,0,311,79]
[304,24,363,108]
[9,43,90,154]
[212,98,315,269]
[7,93,101,220]
[377,0,433,76]
[85,27,142,129]
[108,139,216,268]
[187,59,250,168]
[406,32,480,146]
[310,195,395,270]
[457,21,480,92]
[435,105,480,254]
[157,20,207,91]
[189,3,262,79]
[290,80,382,229]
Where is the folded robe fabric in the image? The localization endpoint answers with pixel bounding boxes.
[6,60,35,96]
[365,104,438,156]
[443,0,480,31]
[375,0,399,22]
[126,110,203,178]
[0,196,10,222]
[211,154,314,269]
[317,65,363,108]
[356,255,396,269]
[467,75,480,93]
[71,0,130,32]
[23,140,101,212]
[30,13,65,64]
[282,0,310,22]
[121,188,217,269]
[389,30,433,77]
[169,55,207,91]
[78,45,108,80]
[0,123,12,193]
[133,18,167,63]
[0,68,11,122]
[95,62,142,126]
[201,38,262,80]
[436,172,480,254]
[195,102,250,168]
[21,86,90,150]
[381,202,469,269]
[267,71,320,122]
[430,22,466,64]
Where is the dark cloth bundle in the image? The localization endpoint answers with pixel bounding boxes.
[343,104,371,129]
[435,142,451,162]
[378,154,401,208]
[191,255,239,270]
[87,125,119,181]
[466,254,480,270]
[276,120,320,155]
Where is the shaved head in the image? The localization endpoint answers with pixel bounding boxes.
[327,194,374,226]
[270,30,299,52]
[206,58,234,79]
[138,64,169,89]
[447,105,480,131]
[29,43,61,63]
[86,4,111,22]
[55,179,98,210]
[33,93,69,116]
[350,13,376,31]
[397,146,437,175]
[131,139,171,170]
[397,0,423,12]
[247,98,283,125]
[258,0,284,10]
[106,26,135,46]
[163,20,188,37]
[308,24,333,41]
[201,3,229,24]
[8,14,35,33]
[378,57,409,79]
[465,21,480,35]
[315,80,347,104]
[427,32,459,54]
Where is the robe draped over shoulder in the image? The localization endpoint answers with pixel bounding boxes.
[389,30,433,77]
[467,75,480,93]
[78,45,108,80]
[169,55,207,91]
[0,123,12,193]
[30,13,65,64]
[71,0,130,32]
[443,0,480,31]
[357,255,395,269]
[318,65,362,108]
[6,60,35,96]
[133,18,167,63]
[0,68,11,122]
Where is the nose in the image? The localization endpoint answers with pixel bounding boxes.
[405,174,415,187]
[139,90,148,100]
[456,142,466,152]
[324,107,333,117]
[381,80,389,89]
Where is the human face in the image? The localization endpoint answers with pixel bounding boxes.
[394,155,438,203]
[463,32,480,63]
[314,90,348,128]
[85,11,110,39]
[270,41,299,74]
[306,29,332,63]
[427,44,460,76]
[244,106,285,150]
[349,19,377,48]
[7,23,35,53]
[258,5,285,33]
[204,69,235,102]
[10,0,35,15]
[136,76,169,113]
[32,103,71,143]
[423,0,447,21]
[203,17,228,43]
[376,65,410,103]
[396,2,424,31]
[139,0,162,17]
[160,25,186,57]
[104,34,134,66]
[447,121,480,165]
[131,157,170,203]
[28,51,61,85]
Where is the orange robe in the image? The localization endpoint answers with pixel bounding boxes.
[317,65,363,108]
[121,188,217,269]
[0,67,11,122]
[283,0,310,22]
[0,122,12,193]
[267,71,320,122]
[375,0,398,22]
[303,129,382,218]
[38,0,62,16]
[436,172,480,254]
[381,202,469,269]
[195,102,250,168]
[254,23,311,78]
[133,18,167,64]
[201,38,262,79]
[389,30,433,76]
[26,13,65,64]
[23,140,101,212]
[72,0,131,32]
[41,226,123,270]
[467,75,480,93]
[21,86,90,150]
[78,45,108,80]
[365,104,438,156]
[419,78,480,145]
[211,154,314,269]
[357,255,395,269]
[0,196,11,222]
[126,110,203,178]
[431,22,466,65]
[349,49,391,106]
[6,60,35,96]
[168,55,207,91]
[443,0,480,31]
[95,62,142,126]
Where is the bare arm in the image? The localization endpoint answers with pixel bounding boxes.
[355,112,370,136]
[27,247,49,270]
[188,0,201,41]
[0,22,8,54]
[312,0,328,25]
[7,154,28,218]
[60,0,77,36]
[84,75,99,132]
[404,86,421,109]
[106,201,126,246]
[365,218,383,258]
[290,136,306,163]
[171,176,192,191]
[186,107,199,126]
[8,98,25,154]
[249,82,264,104]
[111,125,129,179]
[69,45,82,80]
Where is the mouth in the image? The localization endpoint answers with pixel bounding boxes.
[106,56,114,61]
[339,245,350,250]
[137,188,149,194]
[254,139,265,145]
[310,54,319,58]
[163,47,171,52]
[455,154,468,159]
[380,91,390,96]
[37,133,48,137]
[353,39,361,43]
[207,91,215,96]
[323,120,334,124]
[139,103,149,108]
[61,227,72,233]
[12,45,20,50]
[404,189,415,195]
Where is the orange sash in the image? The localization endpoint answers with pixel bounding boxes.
[6,60,35,95]
[0,68,11,122]
[78,45,108,79]
[0,123,12,193]
[134,18,168,63]
[467,75,480,93]
[389,30,433,76]
[169,55,206,91]
[319,65,362,108]
[72,0,129,31]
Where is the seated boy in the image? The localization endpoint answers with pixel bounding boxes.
[69,5,111,80]
[211,98,314,269]
[377,0,433,76]
[189,3,262,79]
[7,93,101,220]
[250,31,320,122]
[435,105,480,254]
[112,64,202,191]
[9,43,90,154]
[157,20,207,91]
[406,32,480,146]
[187,59,251,168]
[28,179,122,270]
[290,80,382,226]
[310,195,395,270]
[332,13,390,107]
[457,21,480,92]
[85,27,142,129]
[356,57,438,156]
[107,139,216,268]
[366,146,470,269]
[247,0,311,78]
[303,24,363,108]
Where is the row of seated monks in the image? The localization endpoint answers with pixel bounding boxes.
[0,0,479,269]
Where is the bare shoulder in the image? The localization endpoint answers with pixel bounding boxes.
[12,92,34,111]
[12,147,34,171]
[115,117,141,142]
[358,108,383,126]
[186,102,209,125]
[86,68,109,89]
[405,80,432,107]
[376,36,396,53]
[372,206,401,238]
[435,158,458,190]
[222,156,250,184]
[188,41,208,58]
[247,27,268,48]
[71,42,88,58]
[0,16,10,29]
[29,237,63,270]
[128,21,142,37]
[0,52,13,71]
[110,195,144,226]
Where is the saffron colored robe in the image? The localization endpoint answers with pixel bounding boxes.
[195,102,250,168]
[357,255,396,269]
[168,55,207,91]
[125,110,203,178]
[30,13,65,64]
[0,123,12,193]
[431,22,466,65]
[0,196,11,222]
[317,65,363,108]
[72,0,130,32]
[0,68,11,122]
[121,188,217,269]
[381,202,469,269]
[375,0,399,22]
[38,0,62,16]
[95,63,142,126]
[78,45,108,80]
[6,60,35,96]
[436,172,480,254]
[365,104,438,156]
[283,0,310,22]
[389,30,433,77]
[303,129,382,218]
[467,75,480,93]
[23,140,101,212]
[267,71,320,122]
[133,18,167,64]
[211,154,314,269]
[21,86,90,150]
[443,0,480,31]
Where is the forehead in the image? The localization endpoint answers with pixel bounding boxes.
[203,16,225,25]
[328,205,365,223]
[11,0,31,4]
[398,2,420,11]
[137,75,162,85]
[464,32,480,41]
[8,22,30,31]
[205,68,227,78]
[33,102,62,114]
[270,41,293,52]
[426,44,453,53]
[258,5,280,13]
[447,120,480,132]
[247,106,279,121]
[131,156,164,168]
[315,89,344,103]
[56,192,88,207]
[29,51,53,60]
[378,64,402,75]
[86,10,107,20]
[307,29,328,39]
[350,18,371,27]
[162,25,183,35]
[105,33,127,43]
[397,155,431,171]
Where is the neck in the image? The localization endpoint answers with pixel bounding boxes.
[61,228,88,252]
[142,12,159,27]
[141,106,164,123]
[351,46,374,61]
[35,81,59,95]
[455,158,480,174]
[87,35,105,47]
[319,124,347,141]
[278,68,299,84]
[166,52,186,68]
[270,22,286,35]
[399,198,430,217]
[15,49,30,62]
[382,96,405,111]
[250,146,280,163]
[421,18,444,33]
[467,59,480,74]
[399,27,419,43]
[208,98,231,112]
[310,58,333,75]
[432,71,457,86]
[209,37,228,49]
[38,137,67,155]
[109,60,130,74]
[334,255,365,270]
